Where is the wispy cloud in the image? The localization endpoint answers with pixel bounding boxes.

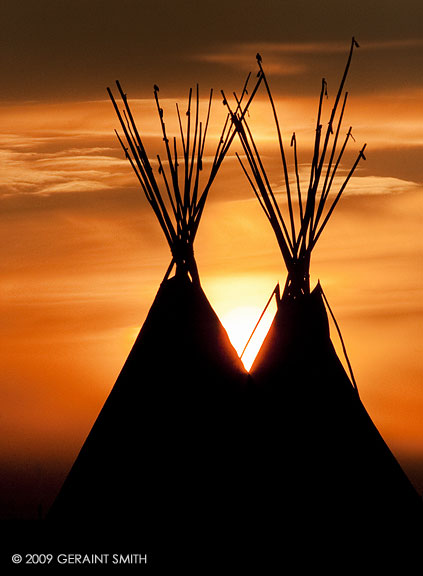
[197,47,306,76]
[194,38,423,92]
[347,175,421,196]
[195,40,348,69]
[0,146,127,197]
[362,38,423,50]
[197,37,423,66]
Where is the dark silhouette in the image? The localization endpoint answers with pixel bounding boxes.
[224,37,423,558]
[45,82,262,566]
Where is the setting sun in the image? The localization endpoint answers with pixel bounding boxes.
[221,303,277,371]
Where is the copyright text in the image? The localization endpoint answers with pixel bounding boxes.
[12,553,147,566]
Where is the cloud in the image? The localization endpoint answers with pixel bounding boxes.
[198,41,349,66]
[194,40,352,77]
[363,38,423,51]
[0,97,235,203]
[346,175,421,196]
[0,147,127,198]
[194,38,423,76]
[196,48,306,77]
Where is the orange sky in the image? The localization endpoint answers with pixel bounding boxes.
[1,1,422,518]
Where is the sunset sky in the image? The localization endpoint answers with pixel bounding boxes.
[1,0,422,518]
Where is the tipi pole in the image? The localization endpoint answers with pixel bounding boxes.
[153,85,183,219]
[108,88,176,249]
[311,92,349,238]
[312,143,367,249]
[295,37,359,259]
[311,123,353,242]
[313,36,359,184]
[190,73,262,239]
[256,55,296,251]
[240,283,280,361]
[235,152,272,221]
[290,132,304,225]
[319,283,359,393]
[231,112,295,268]
[112,82,179,244]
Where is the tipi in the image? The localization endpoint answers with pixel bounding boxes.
[47,80,258,553]
[225,38,423,543]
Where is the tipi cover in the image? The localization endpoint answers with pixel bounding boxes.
[47,81,257,556]
[225,38,423,546]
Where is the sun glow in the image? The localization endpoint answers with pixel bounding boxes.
[221,304,276,371]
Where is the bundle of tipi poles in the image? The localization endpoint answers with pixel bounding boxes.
[223,36,367,298]
[107,76,262,281]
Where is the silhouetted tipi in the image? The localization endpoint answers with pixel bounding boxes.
[226,38,422,545]
[48,82,257,553]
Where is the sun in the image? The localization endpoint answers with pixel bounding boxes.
[221,304,276,371]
